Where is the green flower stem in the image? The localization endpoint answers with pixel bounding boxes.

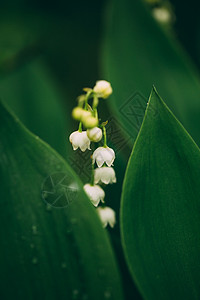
[84,90,93,110]
[84,99,88,109]
[78,122,82,132]
[92,96,99,109]
[93,108,98,119]
[90,95,98,119]
[103,126,107,147]
[90,158,95,186]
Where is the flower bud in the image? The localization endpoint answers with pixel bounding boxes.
[72,107,85,121]
[83,116,98,129]
[81,110,92,120]
[87,127,102,142]
[93,80,112,99]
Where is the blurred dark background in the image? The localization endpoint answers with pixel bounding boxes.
[0,0,200,102]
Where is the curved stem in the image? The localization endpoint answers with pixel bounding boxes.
[84,98,88,110]
[103,126,107,147]
[93,108,98,119]
[84,90,93,110]
[92,96,99,110]
[90,157,95,186]
[78,122,82,132]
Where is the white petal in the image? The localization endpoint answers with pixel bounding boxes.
[72,145,78,151]
[104,148,115,167]
[101,168,112,184]
[83,184,105,207]
[93,147,115,168]
[91,198,100,207]
[96,156,105,168]
[69,131,91,152]
[69,131,76,143]
[102,220,108,228]
[106,160,114,167]
[94,168,101,184]
[87,127,102,142]
[97,206,116,228]
[94,167,116,184]
[93,80,112,99]
[108,219,115,228]
[86,141,91,150]
[79,145,87,152]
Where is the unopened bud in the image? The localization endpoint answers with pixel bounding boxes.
[83,116,98,129]
[72,107,85,121]
[87,127,102,142]
[93,80,112,99]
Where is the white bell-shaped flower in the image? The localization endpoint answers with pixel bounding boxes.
[97,206,116,228]
[93,80,112,99]
[92,146,115,167]
[94,167,116,184]
[87,127,102,142]
[69,131,91,152]
[83,184,105,207]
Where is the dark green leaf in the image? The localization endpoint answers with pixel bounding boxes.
[0,59,69,157]
[102,0,200,146]
[121,88,200,299]
[0,100,124,300]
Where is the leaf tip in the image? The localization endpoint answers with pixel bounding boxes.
[148,85,164,111]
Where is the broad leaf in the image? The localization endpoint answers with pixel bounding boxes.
[121,88,200,299]
[0,59,69,157]
[102,0,200,146]
[0,100,124,300]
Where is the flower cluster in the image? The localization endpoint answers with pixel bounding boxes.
[69,80,116,228]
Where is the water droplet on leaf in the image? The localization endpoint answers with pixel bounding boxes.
[104,291,111,299]
[72,289,79,299]
[46,204,52,211]
[66,228,72,234]
[32,225,38,235]
[82,294,88,300]
[32,257,38,264]
[71,218,77,225]
[61,262,67,269]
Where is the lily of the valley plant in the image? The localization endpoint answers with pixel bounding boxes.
[69,80,116,228]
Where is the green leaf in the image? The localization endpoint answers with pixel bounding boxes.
[0,100,124,300]
[121,88,200,299]
[102,0,200,146]
[0,59,69,157]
